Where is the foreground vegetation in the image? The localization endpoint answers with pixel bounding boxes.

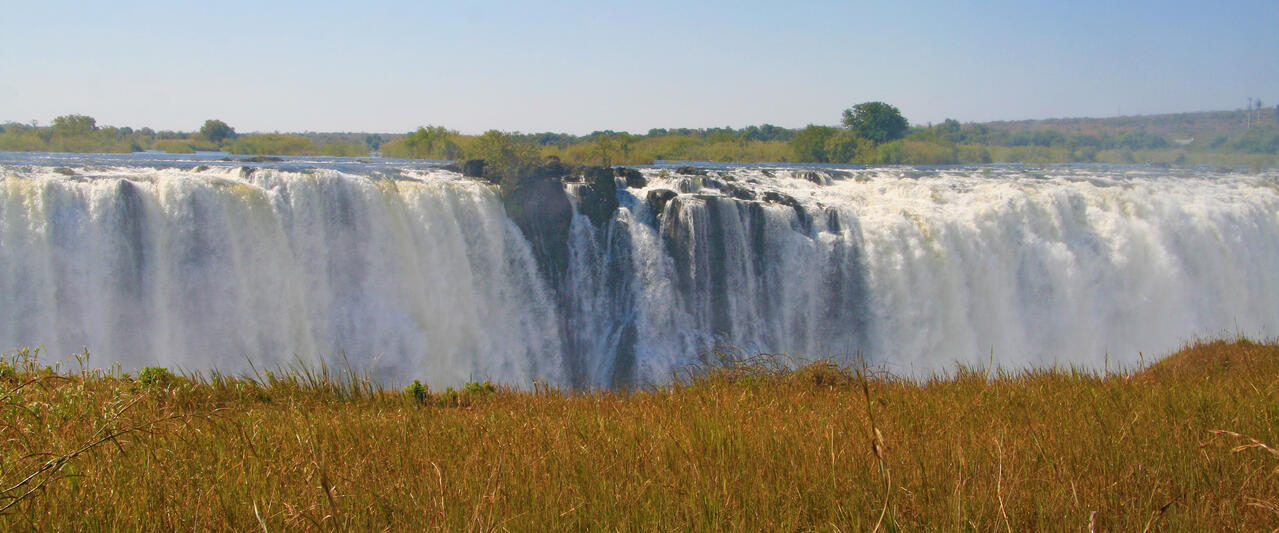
[1,339,1277,530]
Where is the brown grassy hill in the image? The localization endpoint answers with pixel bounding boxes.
[1,340,1276,530]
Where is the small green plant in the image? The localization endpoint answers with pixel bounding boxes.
[138,366,177,388]
[439,387,460,407]
[463,380,495,395]
[428,382,494,408]
[0,362,15,382]
[404,380,429,404]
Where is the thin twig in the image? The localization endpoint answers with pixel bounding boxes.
[0,410,190,513]
[859,356,891,533]
[995,437,1012,533]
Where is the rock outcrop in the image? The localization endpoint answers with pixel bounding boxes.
[646,189,679,217]
[674,166,707,176]
[615,167,646,188]
[576,166,619,229]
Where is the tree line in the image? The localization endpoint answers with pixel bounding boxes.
[3,103,1277,166]
[380,102,1277,167]
[0,117,370,156]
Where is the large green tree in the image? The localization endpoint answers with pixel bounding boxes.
[51,114,97,136]
[841,102,909,143]
[471,130,539,178]
[397,125,462,159]
[788,125,837,162]
[199,119,236,144]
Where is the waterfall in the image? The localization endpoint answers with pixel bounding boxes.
[2,159,1276,386]
[0,166,562,388]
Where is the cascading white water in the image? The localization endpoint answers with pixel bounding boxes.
[0,165,562,388]
[1,158,1276,386]
[846,167,1279,373]
[563,165,1279,382]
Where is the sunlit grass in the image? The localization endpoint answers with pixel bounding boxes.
[1,339,1276,530]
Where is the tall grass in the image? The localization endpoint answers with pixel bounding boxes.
[1,340,1276,530]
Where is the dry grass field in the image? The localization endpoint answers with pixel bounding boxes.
[1,339,1277,530]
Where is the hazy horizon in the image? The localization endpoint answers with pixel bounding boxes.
[3,0,1276,135]
[1,106,1265,137]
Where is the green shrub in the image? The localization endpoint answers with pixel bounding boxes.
[424,381,497,408]
[138,366,177,388]
[224,134,317,156]
[439,386,460,407]
[150,139,197,154]
[0,362,15,382]
[404,380,429,404]
[464,380,495,395]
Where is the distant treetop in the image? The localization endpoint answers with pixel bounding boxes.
[52,114,98,136]
[842,102,909,143]
[200,119,236,144]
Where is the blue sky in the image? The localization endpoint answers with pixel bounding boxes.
[2,0,1276,134]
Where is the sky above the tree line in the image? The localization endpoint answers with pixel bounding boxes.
[2,0,1276,135]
